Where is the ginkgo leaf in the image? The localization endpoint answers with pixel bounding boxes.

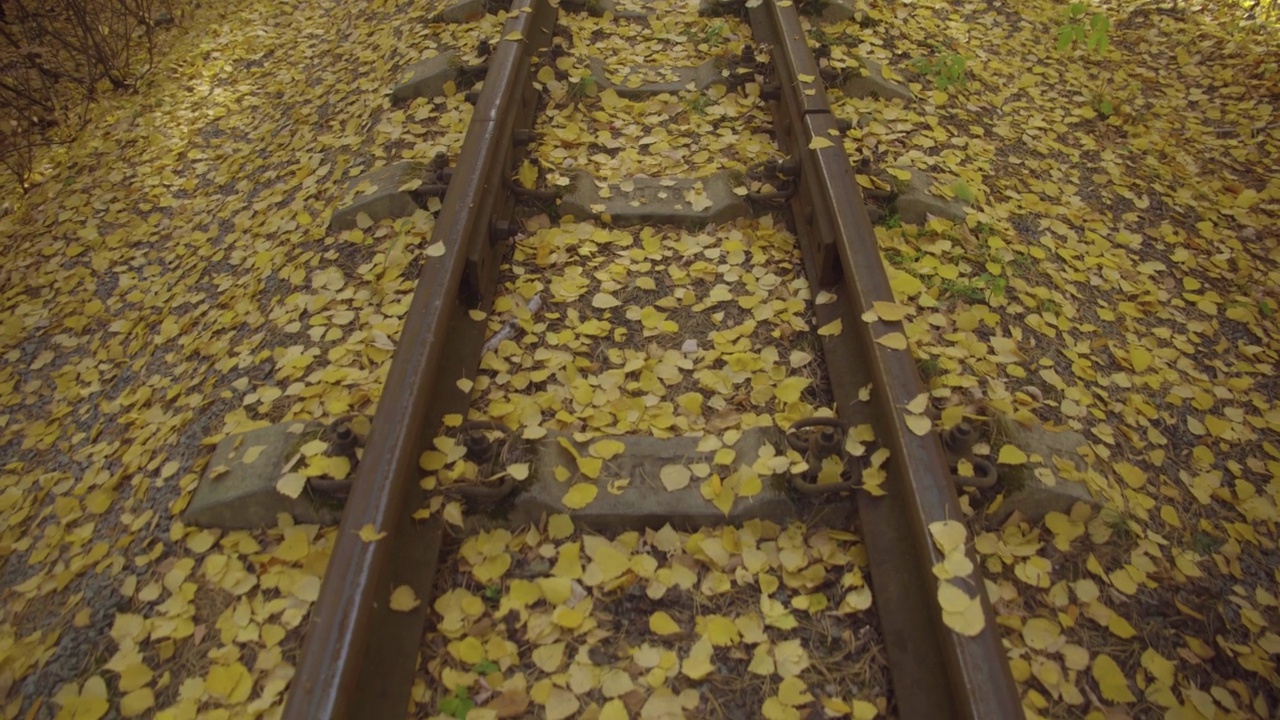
[301,454,350,479]
[389,585,420,612]
[816,455,844,485]
[808,137,835,149]
[562,483,598,509]
[682,638,715,679]
[775,676,814,706]
[600,699,628,720]
[545,687,580,720]
[1130,346,1153,372]
[997,444,1028,465]
[1092,654,1136,703]
[119,688,155,717]
[590,438,626,460]
[1114,461,1146,488]
[873,301,910,321]
[276,473,306,499]
[518,159,539,190]
[242,445,266,464]
[576,456,603,479]
[660,465,691,491]
[929,520,967,553]
[425,241,446,257]
[875,332,908,350]
[357,524,386,542]
[937,582,985,636]
[592,292,621,309]
[547,514,574,540]
[532,642,565,673]
[1022,617,1060,650]
[649,611,680,636]
[817,319,843,336]
[905,392,929,414]
[774,376,810,404]
[206,664,251,703]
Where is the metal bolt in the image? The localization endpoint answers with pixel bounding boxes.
[490,219,518,243]
[942,422,975,456]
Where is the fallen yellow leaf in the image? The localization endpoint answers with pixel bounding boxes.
[817,318,843,336]
[562,483,598,509]
[357,524,386,542]
[875,332,908,350]
[997,444,1028,465]
[389,585,421,612]
[650,611,680,636]
[660,464,691,491]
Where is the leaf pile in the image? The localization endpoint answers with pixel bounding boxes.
[818,0,1280,715]
[471,218,830,438]
[534,12,782,183]
[0,0,475,715]
[412,516,889,720]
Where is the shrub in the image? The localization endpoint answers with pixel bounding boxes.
[0,0,176,190]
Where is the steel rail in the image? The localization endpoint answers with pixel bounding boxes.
[748,3,1024,719]
[281,2,557,718]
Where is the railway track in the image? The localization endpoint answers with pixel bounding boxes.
[283,1,1023,718]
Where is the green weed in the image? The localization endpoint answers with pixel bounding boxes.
[684,92,714,115]
[941,279,984,303]
[568,74,597,100]
[885,248,923,265]
[1191,531,1224,554]
[980,273,1008,298]
[702,22,727,46]
[918,356,942,378]
[910,50,967,90]
[1057,2,1110,54]
[439,687,474,719]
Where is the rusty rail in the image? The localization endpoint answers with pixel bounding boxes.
[281,2,556,718]
[748,3,1023,719]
